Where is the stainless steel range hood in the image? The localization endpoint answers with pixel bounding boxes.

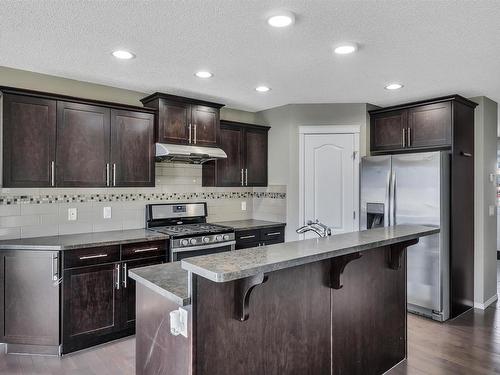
[155,143,227,164]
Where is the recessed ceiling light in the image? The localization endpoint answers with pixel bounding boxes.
[333,43,358,55]
[255,86,271,93]
[112,50,135,60]
[267,11,295,28]
[195,71,213,79]
[385,83,404,90]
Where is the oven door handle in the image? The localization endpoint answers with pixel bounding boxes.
[172,241,236,253]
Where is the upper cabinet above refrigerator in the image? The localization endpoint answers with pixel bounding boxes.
[369,95,476,154]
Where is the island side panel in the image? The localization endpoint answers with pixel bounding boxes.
[194,260,332,375]
[331,245,407,375]
[135,284,192,375]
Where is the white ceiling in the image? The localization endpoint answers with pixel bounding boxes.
[1,0,500,111]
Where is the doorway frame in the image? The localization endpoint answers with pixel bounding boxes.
[298,125,361,238]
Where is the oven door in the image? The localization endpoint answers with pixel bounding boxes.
[171,241,236,262]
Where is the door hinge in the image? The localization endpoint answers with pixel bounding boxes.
[353,211,356,220]
[352,151,357,160]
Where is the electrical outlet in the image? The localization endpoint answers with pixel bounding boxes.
[241,201,247,211]
[489,205,496,216]
[103,206,112,219]
[68,208,77,221]
[169,307,188,338]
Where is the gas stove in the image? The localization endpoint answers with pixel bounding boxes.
[145,203,235,262]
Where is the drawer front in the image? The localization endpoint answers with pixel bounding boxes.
[64,245,120,269]
[235,241,261,250]
[121,240,166,261]
[260,226,285,243]
[235,229,260,244]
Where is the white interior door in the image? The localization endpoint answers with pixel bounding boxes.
[302,133,357,238]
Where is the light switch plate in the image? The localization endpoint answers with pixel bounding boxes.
[68,208,77,221]
[489,205,496,216]
[103,206,112,219]
[241,201,247,211]
[489,173,495,183]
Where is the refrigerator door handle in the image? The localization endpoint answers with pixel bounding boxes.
[385,170,391,227]
[390,171,396,226]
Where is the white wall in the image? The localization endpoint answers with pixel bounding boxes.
[471,96,498,308]
[256,103,371,240]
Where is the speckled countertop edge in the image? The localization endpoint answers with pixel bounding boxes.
[182,225,439,283]
[129,262,190,306]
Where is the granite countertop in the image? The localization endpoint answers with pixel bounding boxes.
[181,225,439,283]
[0,229,169,251]
[129,262,190,306]
[214,219,286,231]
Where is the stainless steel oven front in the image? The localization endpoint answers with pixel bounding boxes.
[170,239,236,262]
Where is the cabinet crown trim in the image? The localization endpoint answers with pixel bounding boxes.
[369,94,478,115]
[221,120,271,131]
[140,92,225,109]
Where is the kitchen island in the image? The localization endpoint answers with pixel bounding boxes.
[129,225,438,375]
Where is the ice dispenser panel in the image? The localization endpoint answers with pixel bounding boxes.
[366,203,385,229]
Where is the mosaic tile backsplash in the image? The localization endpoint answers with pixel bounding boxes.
[0,164,286,240]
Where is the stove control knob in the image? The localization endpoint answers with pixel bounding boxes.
[223,234,230,241]
[189,238,197,245]
[215,235,222,242]
[180,239,189,246]
[203,237,210,243]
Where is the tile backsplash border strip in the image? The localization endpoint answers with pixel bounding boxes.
[0,191,286,205]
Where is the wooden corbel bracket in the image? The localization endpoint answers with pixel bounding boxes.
[387,238,419,270]
[330,252,362,289]
[234,272,268,322]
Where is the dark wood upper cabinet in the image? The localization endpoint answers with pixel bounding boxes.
[140,92,224,146]
[245,127,268,186]
[56,102,110,187]
[371,110,406,152]
[407,102,451,149]
[110,109,155,187]
[191,105,219,146]
[1,87,155,188]
[369,95,474,154]
[203,121,270,187]
[2,94,56,187]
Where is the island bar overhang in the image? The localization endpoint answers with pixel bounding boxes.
[131,225,440,375]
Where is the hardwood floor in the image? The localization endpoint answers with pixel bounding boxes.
[1,263,499,375]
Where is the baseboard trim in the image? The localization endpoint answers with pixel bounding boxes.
[474,294,498,310]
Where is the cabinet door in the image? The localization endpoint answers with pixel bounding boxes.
[121,257,165,331]
[408,102,451,149]
[158,99,191,144]
[216,125,244,186]
[0,251,59,346]
[111,109,155,187]
[56,102,110,187]
[192,105,219,146]
[62,263,120,353]
[371,110,406,152]
[2,94,56,187]
[244,128,268,186]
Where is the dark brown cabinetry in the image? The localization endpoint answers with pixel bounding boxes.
[202,121,270,187]
[141,92,224,146]
[2,94,57,187]
[370,96,461,154]
[1,87,155,188]
[234,225,285,250]
[60,240,167,354]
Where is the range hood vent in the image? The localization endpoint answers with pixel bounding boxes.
[155,143,227,164]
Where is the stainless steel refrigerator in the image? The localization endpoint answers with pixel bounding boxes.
[361,151,450,321]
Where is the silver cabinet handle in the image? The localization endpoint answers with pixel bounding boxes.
[115,263,120,290]
[50,161,55,186]
[122,263,128,288]
[407,127,411,146]
[402,128,406,148]
[188,123,192,143]
[239,235,256,239]
[194,124,197,144]
[241,169,244,186]
[245,169,248,186]
[133,247,158,253]
[461,151,472,157]
[106,163,110,187]
[51,253,62,286]
[112,163,116,186]
[79,253,108,260]
[266,232,281,236]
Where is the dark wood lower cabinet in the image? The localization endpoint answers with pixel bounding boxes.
[62,263,121,353]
